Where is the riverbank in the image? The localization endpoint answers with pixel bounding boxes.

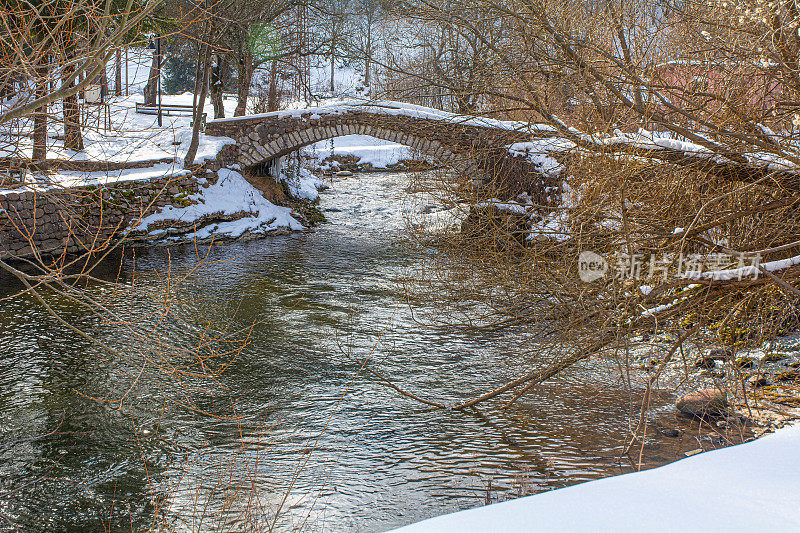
[0,87,427,260]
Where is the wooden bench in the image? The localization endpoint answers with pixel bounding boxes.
[135,102,207,129]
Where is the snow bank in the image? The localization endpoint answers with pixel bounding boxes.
[133,168,304,241]
[391,422,800,532]
[2,93,235,177]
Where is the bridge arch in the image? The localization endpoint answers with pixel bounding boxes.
[228,122,477,176]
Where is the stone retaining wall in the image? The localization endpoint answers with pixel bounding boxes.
[0,171,211,261]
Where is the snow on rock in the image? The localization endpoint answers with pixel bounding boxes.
[391,422,800,533]
[506,139,570,177]
[132,168,304,241]
[279,166,327,201]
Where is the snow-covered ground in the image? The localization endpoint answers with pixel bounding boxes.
[301,134,415,170]
[392,421,800,532]
[0,91,236,189]
[133,168,312,242]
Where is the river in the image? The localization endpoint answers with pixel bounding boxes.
[0,171,703,532]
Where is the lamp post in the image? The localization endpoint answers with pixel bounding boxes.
[157,34,163,126]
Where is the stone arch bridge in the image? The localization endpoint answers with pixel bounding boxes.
[207,101,539,175]
[205,101,562,207]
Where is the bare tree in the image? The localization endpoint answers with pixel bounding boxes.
[362,0,800,413]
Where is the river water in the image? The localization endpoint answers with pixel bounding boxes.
[0,172,703,532]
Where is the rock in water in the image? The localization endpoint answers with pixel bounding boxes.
[761,352,787,363]
[747,374,769,388]
[676,389,728,418]
[694,356,716,369]
[336,170,354,177]
[708,348,733,361]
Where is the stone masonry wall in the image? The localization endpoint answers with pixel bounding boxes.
[0,171,211,261]
[205,110,531,170]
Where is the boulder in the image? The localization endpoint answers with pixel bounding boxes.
[747,374,769,388]
[694,356,716,369]
[708,348,733,361]
[676,389,728,418]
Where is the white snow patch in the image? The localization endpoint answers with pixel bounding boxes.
[688,253,800,281]
[476,198,530,215]
[391,422,800,532]
[302,135,415,169]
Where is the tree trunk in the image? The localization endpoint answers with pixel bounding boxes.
[32,59,48,161]
[330,38,336,93]
[210,54,226,118]
[144,41,164,105]
[185,40,213,167]
[268,58,279,111]
[115,49,122,96]
[100,67,109,101]
[62,39,84,151]
[364,15,372,88]
[234,48,253,117]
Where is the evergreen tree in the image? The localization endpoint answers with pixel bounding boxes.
[163,40,197,94]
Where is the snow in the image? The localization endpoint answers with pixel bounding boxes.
[132,168,305,241]
[476,198,529,214]
[301,134,415,169]
[1,50,237,183]
[691,253,800,281]
[279,166,326,201]
[209,99,557,136]
[528,210,572,242]
[577,128,797,172]
[0,89,236,193]
[506,139,567,177]
[391,422,800,533]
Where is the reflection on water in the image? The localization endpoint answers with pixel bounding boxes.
[1,172,695,532]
